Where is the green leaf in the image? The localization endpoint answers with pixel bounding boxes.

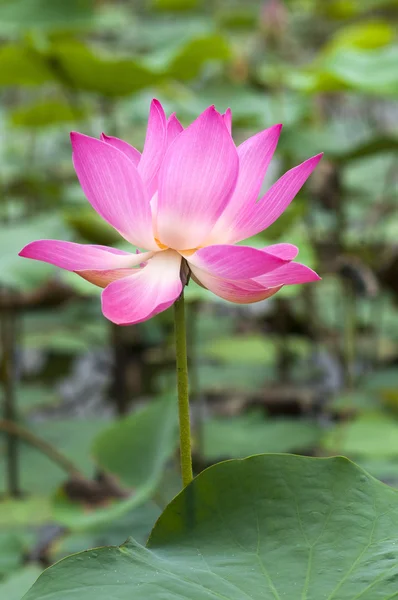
[48,41,159,97]
[323,45,398,96]
[0,215,70,291]
[202,335,277,365]
[216,6,257,29]
[52,502,160,560]
[0,45,54,86]
[0,420,106,495]
[196,363,273,393]
[0,532,27,578]
[64,208,121,245]
[52,398,178,530]
[151,0,199,10]
[167,34,230,81]
[23,455,398,599]
[17,384,61,416]
[329,390,377,413]
[292,45,398,96]
[10,99,87,128]
[0,566,42,599]
[0,0,94,32]
[325,20,395,51]
[92,397,178,488]
[0,566,41,599]
[203,413,322,459]
[0,496,52,527]
[317,0,398,19]
[323,413,398,458]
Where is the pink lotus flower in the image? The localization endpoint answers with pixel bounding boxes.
[19,100,322,325]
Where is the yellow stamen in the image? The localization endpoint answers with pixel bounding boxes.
[155,238,200,256]
[179,248,198,257]
[155,238,169,250]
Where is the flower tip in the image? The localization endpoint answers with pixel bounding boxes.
[310,270,322,282]
[18,243,31,258]
[70,131,86,148]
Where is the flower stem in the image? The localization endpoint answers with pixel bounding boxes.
[174,289,193,487]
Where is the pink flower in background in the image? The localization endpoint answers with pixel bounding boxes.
[19,100,322,325]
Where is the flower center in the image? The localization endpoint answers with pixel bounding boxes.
[155,238,198,256]
[155,238,168,250]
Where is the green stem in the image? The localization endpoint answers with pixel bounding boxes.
[174,290,193,487]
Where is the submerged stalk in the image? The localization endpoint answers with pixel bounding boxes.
[0,309,20,496]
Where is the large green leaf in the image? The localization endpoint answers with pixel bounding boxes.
[323,413,398,458]
[0,567,42,600]
[64,208,122,245]
[92,396,178,488]
[203,414,322,459]
[0,215,70,291]
[0,419,106,494]
[0,532,27,579]
[52,397,178,530]
[24,455,398,599]
[324,19,395,51]
[151,0,199,10]
[52,502,160,560]
[167,34,230,81]
[291,45,398,96]
[0,496,52,527]
[0,45,54,86]
[324,45,398,96]
[10,99,87,128]
[48,41,159,97]
[203,334,277,365]
[0,0,94,32]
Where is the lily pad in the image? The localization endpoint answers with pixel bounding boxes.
[23,455,398,599]
[203,414,322,459]
[52,502,160,560]
[322,413,398,458]
[0,419,106,495]
[92,396,178,489]
[52,397,178,530]
[0,566,42,600]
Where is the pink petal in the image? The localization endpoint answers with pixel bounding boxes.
[156,106,239,250]
[166,113,183,148]
[207,124,282,244]
[223,108,232,134]
[263,243,299,260]
[138,99,167,198]
[187,244,287,280]
[71,132,157,250]
[19,240,150,270]
[77,268,138,288]
[192,266,282,304]
[19,240,154,289]
[255,262,321,286]
[100,134,141,166]
[231,153,323,243]
[101,250,182,325]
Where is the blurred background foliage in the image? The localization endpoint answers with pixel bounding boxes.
[0,0,397,596]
